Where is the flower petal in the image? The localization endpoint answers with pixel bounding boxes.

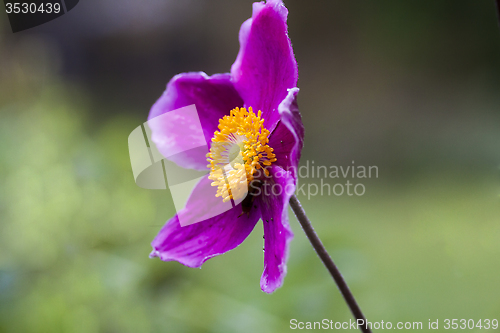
[269,88,304,180]
[150,175,260,268]
[231,0,298,132]
[257,165,295,293]
[148,72,244,170]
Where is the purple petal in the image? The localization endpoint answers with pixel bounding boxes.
[148,72,243,170]
[257,165,295,293]
[269,88,304,180]
[150,175,260,268]
[231,0,298,132]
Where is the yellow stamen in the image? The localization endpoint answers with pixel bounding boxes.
[207,107,276,202]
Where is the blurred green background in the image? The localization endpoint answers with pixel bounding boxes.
[1,1,500,332]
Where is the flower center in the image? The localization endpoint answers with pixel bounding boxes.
[207,107,276,203]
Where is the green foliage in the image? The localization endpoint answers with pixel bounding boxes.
[1,86,499,332]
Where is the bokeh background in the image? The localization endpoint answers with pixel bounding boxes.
[1,1,500,332]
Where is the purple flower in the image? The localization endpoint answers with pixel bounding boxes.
[148,0,304,293]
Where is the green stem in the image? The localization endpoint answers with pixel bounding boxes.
[289,195,372,333]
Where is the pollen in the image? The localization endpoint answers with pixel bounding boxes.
[206,107,276,203]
